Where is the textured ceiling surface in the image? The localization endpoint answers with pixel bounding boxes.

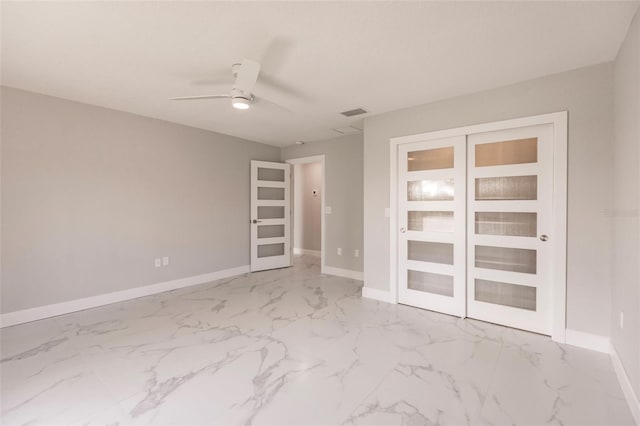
[2,1,638,146]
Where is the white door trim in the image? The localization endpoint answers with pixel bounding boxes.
[285,155,326,274]
[389,111,568,342]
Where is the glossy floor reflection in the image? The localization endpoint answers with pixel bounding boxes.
[1,255,634,425]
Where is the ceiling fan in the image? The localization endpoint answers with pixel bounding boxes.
[169,59,284,111]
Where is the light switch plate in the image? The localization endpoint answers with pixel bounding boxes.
[325,206,332,214]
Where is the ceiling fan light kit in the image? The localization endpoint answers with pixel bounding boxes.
[232,95,252,110]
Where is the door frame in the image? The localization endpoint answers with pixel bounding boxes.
[285,155,326,273]
[389,111,568,343]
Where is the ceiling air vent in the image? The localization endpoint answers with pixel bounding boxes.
[332,126,362,135]
[340,108,368,117]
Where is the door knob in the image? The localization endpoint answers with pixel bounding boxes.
[252,219,262,224]
[540,234,549,241]
[400,227,406,233]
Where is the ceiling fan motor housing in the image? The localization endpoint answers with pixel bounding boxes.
[231,63,242,78]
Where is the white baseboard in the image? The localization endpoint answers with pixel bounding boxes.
[293,248,321,257]
[322,266,363,281]
[563,329,640,423]
[0,265,250,328]
[362,287,393,303]
[564,329,611,353]
[610,344,640,425]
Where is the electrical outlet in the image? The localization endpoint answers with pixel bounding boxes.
[154,258,161,268]
[354,249,359,257]
[620,311,624,329]
[163,256,169,266]
[337,247,342,256]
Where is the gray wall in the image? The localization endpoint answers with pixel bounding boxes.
[293,162,322,252]
[612,10,640,398]
[363,63,614,337]
[1,87,280,314]
[282,134,363,272]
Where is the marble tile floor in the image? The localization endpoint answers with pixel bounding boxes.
[1,255,635,426]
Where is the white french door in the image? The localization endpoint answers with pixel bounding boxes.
[395,121,558,335]
[398,136,466,317]
[467,124,553,334]
[250,160,292,272]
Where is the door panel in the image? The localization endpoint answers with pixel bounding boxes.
[467,124,553,334]
[398,136,466,317]
[475,212,537,237]
[251,160,291,272]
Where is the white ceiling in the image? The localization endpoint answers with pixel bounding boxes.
[2,1,638,147]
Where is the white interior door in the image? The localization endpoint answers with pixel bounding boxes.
[398,136,466,317]
[251,160,291,272]
[467,124,554,334]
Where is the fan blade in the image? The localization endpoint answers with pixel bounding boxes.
[254,96,294,114]
[169,94,230,101]
[257,74,312,102]
[233,59,260,94]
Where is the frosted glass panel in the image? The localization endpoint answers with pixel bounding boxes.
[475,279,536,311]
[475,212,537,237]
[408,270,454,297]
[475,176,537,200]
[408,211,454,232]
[408,179,454,201]
[408,147,454,171]
[257,243,285,258]
[408,241,454,264]
[475,245,536,274]
[258,167,285,182]
[258,224,285,239]
[475,138,538,167]
[258,206,284,219]
[258,187,285,200]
